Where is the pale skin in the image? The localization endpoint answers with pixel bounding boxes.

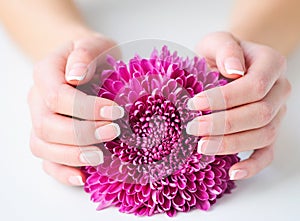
[1,0,298,185]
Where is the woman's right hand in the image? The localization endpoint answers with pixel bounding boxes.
[28,33,124,186]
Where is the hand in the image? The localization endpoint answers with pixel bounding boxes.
[186,32,291,180]
[28,33,124,186]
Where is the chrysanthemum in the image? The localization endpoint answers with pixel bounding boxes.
[82,46,239,217]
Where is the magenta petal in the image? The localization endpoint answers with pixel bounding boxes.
[118,190,126,202]
[177,176,187,190]
[198,200,211,211]
[188,194,196,207]
[166,208,177,217]
[141,185,151,197]
[195,189,209,201]
[107,182,122,194]
[105,193,117,201]
[96,199,113,210]
[136,207,148,216]
[119,66,130,82]
[162,198,171,211]
[173,194,185,207]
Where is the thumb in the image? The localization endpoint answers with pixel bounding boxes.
[65,34,117,85]
[196,32,245,79]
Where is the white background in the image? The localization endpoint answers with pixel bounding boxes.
[0,0,300,220]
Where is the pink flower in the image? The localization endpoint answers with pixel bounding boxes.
[82,46,239,217]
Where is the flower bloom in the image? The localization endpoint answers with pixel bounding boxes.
[82,46,239,217]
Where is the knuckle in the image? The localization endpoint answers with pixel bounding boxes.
[33,116,48,142]
[29,135,41,158]
[264,123,278,144]
[259,101,274,125]
[256,77,268,99]
[32,118,43,139]
[222,89,231,108]
[45,90,58,112]
[224,115,233,133]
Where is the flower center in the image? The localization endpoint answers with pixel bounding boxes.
[125,94,181,163]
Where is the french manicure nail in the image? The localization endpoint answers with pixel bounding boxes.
[186,119,210,136]
[100,106,124,120]
[198,139,220,155]
[95,123,121,141]
[66,63,87,81]
[224,57,245,76]
[79,149,103,166]
[187,95,210,110]
[230,169,248,180]
[68,175,85,186]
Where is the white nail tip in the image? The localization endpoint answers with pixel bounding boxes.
[197,139,207,153]
[79,150,103,166]
[229,170,238,180]
[94,123,121,141]
[187,98,196,110]
[226,69,245,76]
[69,175,84,186]
[186,120,197,135]
[114,123,121,137]
[117,106,125,118]
[65,75,85,81]
[186,121,193,135]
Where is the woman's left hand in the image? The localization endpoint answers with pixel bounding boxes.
[186,32,291,180]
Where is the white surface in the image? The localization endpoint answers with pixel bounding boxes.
[1,0,300,220]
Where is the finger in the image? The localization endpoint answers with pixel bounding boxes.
[186,77,290,136]
[43,161,86,186]
[33,52,125,120]
[30,131,103,166]
[229,144,274,180]
[53,84,124,121]
[40,113,120,146]
[189,41,287,111]
[197,106,286,155]
[28,87,121,146]
[65,34,117,85]
[196,31,245,79]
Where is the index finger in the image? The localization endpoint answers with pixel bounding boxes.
[188,41,286,111]
[33,43,124,120]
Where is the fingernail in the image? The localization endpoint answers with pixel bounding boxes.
[79,149,103,166]
[100,106,124,120]
[95,123,121,141]
[66,63,87,81]
[198,139,220,155]
[186,119,210,136]
[68,175,85,186]
[187,95,210,110]
[224,57,245,76]
[230,169,248,180]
